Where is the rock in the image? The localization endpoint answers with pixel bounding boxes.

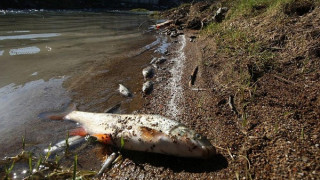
[142,66,154,79]
[189,35,196,42]
[177,30,184,35]
[302,156,308,162]
[213,7,228,22]
[170,31,179,38]
[170,30,184,38]
[157,57,167,64]
[186,17,202,30]
[119,84,132,97]
[142,81,154,95]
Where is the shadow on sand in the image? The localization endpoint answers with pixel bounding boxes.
[119,150,228,173]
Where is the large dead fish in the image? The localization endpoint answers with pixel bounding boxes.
[39,107,216,158]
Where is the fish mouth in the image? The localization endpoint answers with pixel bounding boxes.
[199,140,216,158]
[201,145,216,158]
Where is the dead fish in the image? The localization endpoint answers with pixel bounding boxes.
[150,57,167,65]
[118,84,131,97]
[44,136,85,154]
[142,66,154,80]
[39,106,216,158]
[97,152,118,176]
[142,81,154,95]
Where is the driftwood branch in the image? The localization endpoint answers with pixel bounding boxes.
[228,95,239,116]
[272,74,297,85]
[189,66,199,87]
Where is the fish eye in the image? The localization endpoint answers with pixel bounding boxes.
[194,133,202,140]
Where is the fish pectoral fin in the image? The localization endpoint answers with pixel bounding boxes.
[70,127,88,137]
[92,134,113,145]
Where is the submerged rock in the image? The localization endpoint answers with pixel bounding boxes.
[119,84,132,97]
[142,81,154,95]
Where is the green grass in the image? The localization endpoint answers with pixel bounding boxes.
[227,0,303,19]
[4,162,15,180]
[130,8,150,12]
[73,155,78,180]
[205,22,275,84]
[0,134,98,180]
[120,136,125,151]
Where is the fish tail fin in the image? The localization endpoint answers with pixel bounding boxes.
[38,103,76,121]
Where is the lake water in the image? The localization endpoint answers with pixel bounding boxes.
[0,10,168,175]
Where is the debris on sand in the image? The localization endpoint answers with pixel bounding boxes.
[156,20,173,29]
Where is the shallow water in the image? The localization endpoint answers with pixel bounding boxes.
[0,10,167,172]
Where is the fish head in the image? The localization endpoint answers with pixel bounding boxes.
[169,125,216,158]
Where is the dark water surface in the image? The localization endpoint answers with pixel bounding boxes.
[0,10,166,176]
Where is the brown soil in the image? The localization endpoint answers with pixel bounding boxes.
[100,1,320,179]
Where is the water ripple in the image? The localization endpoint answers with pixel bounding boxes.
[0,33,60,40]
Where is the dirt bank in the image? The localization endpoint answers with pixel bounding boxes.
[100,0,320,179]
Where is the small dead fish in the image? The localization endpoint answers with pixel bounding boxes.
[142,81,154,95]
[44,136,85,154]
[118,84,131,97]
[150,57,167,65]
[97,152,118,176]
[142,66,154,80]
[39,105,216,158]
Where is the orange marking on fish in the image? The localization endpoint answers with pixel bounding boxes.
[93,134,113,145]
[140,126,164,142]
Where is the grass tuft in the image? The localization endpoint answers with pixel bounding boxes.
[4,162,15,180]
[120,136,125,151]
[73,155,78,180]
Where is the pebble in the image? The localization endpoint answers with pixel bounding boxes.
[302,156,308,162]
